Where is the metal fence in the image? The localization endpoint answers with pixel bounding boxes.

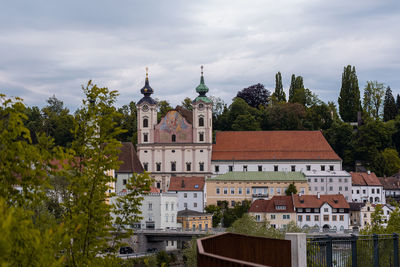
[307,233,399,267]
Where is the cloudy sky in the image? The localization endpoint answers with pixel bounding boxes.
[1,0,399,111]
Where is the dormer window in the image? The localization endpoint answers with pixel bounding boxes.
[199,117,204,127]
[172,134,176,142]
[143,118,148,128]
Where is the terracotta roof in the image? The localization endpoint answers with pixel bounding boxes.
[378,177,400,190]
[351,172,382,186]
[212,131,341,161]
[249,196,295,213]
[117,142,144,173]
[168,176,205,191]
[150,187,160,193]
[292,194,349,209]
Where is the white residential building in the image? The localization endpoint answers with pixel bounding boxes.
[293,194,350,232]
[167,176,206,212]
[351,172,385,204]
[211,131,343,177]
[304,170,352,201]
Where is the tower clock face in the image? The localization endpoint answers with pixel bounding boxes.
[198,103,204,110]
[142,104,149,112]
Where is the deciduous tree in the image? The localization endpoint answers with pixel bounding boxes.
[363,81,385,120]
[271,72,286,103]
[237,83,270,108]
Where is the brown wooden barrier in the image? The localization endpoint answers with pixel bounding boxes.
[197,232,291,267]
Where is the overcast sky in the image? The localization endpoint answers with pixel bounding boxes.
[1,0,400,111]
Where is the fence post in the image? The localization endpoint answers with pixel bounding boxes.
[326,235,333,267]
[285,233,307,267]
[394,233,399,267]
[373,234,379,267]
[351,234,358,267]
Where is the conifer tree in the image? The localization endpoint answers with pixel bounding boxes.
[396,94,400,114]
[272,72,286,103]
[288,74,296,103]
[338,65,361,122]
[383,86,397,121]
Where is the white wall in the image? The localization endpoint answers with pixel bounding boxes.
[175,191,204,212]
[351,185,385,204]
[305,171,352,201]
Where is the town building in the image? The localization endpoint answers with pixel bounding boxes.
[114,142,144,193]
[211,131,343,175]
[351,171,385,204]
[177,209,213,231]
[206,171,309,207]
[168,176,206,212]
[248,196,296,229]
[304,170,352,201]
[113,188,179,230]
[293,194,350,232]
[378,176,400,203]
[136,68,212,191]
[349,202,395,230]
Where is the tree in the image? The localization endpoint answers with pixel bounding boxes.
[386,207,400,233]
[23,106,43,144]
[383,87,397,121]
[271,72,286,103]
[227,214,284,239]
[227,97,262,131]
[323,121,354,168]
[157,100,173,122]
[205,205,223,227]
[375,148,400,177]
[266,103,306,130]
[181,97,193,111]
[363,81,385,120]
[396,94,400,114]
[61,81,124,266]
[305,102,333,130]
[285,183,298,195]
[115,101,137,143]
[289,75,306,105]
[338,65,361,122]
[288,74,296,102]
[237,83,270,108]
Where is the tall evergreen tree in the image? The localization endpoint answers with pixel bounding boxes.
[396,94,400,114]
[272,72,286,103]
[338,65,361,122]
[288,74,296,103]
[383,86,397,121]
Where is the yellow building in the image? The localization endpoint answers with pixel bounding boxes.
[206,171,309,207]
[177,209,213,231]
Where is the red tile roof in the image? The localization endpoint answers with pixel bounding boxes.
[292,194,349,209]
[351,172,382,186]
[378,177,400,190]
[168,176,205,191]
[212,131,341,161]
[249,196,295,213]
[117,142,144,173]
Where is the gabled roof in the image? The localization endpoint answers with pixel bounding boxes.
[292,194,349,209]
[349,202,365,211]
[378,177,400,190]
[208,171,306,182]
[212,131,341,161]
[177,209,212,217]
[249,196,295,213]
[168,176,205,191]
[351,172,382,186]
[117,142,143,173]
[175,106,193,125]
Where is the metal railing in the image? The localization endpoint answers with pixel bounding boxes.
[307,233,399,267]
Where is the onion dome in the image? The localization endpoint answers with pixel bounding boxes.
[194,65,212,103]
[138,67,157,105]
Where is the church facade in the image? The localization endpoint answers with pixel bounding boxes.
[136,67,212,191]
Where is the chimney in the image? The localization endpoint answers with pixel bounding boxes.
[367,170,371,175]
[317,192,320,199]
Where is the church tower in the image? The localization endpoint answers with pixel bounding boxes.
[137,67,157,145]
[192,66,213,144]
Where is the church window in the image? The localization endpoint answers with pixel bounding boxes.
[156,163,161,172]
[143,163,148,171]
[143,133,148,142]
[199,117,204,127]
[199,163,204,172]
[199,132,204,142]
[171,162,176,172]
[186,162,191,171]
[143,118,148,128]
[172,134,176,142]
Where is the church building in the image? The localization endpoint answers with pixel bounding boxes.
[136,67,213,191]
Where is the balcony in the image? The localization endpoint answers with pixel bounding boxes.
[197,232,291,266]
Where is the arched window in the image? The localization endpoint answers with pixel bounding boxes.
[143,118,148,128]
[172,134,176,142]
[199,117,204,127]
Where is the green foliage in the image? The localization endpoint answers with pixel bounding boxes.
[304,102,333,130]
[271,71,286,103]
[181,97,193,111]
[375,148,400,177]
[227,214,284,239]
[265,103,306,130]
[363,81,385,120]
[115,101,137,143]
[157,100,173,122]
[61,81,125,266]
[338,65,361,122]
[323,121,354,168]
[383,86,397,121]
[285,183,298,195]
[183,237,198,267]
[205,205,223,227]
